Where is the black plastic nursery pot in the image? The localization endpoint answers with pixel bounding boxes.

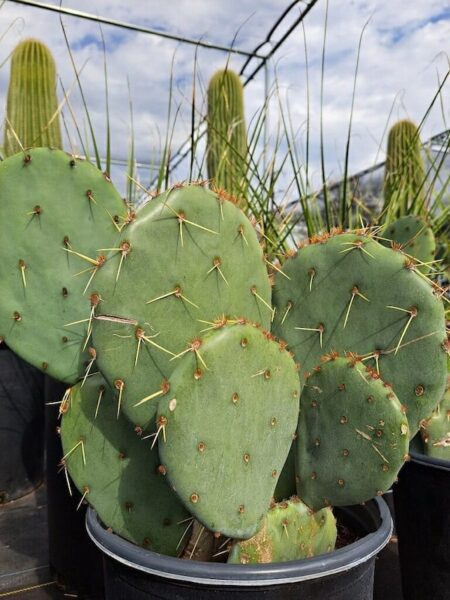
[394,439,450,600]
[45,376,105,599]
[86,497,391,600]
[0,345,45,503]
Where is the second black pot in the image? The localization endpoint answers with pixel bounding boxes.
[394,439,450,600]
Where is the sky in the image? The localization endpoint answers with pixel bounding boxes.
[0,0,449,197]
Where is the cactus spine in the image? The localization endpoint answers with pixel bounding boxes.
[206,69,248,208]
[382,119,426,221]
[3,38,62,156]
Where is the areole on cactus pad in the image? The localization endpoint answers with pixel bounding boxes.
[272,231,447,436]
[0,148,128,383]
[91,185,272,430]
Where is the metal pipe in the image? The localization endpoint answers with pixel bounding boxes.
[6,0,265,59]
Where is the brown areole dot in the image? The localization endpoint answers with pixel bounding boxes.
[243,453,250,464]
[190,493,199,504]
[232,392,239,405]
[240,338,248,348]
[194,368,202,380]
[342,449,350,457]
[340,416,348,424]
[415,385,425,396]
[197,442,206,453]
[13,311,21,322]
[338,479,345,487]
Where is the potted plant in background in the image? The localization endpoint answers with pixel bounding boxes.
[393,373,450,600]
[0,144,446,598]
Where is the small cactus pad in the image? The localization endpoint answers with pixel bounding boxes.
[421,376,450,460]
[227,497,336,564]
[0,148,128,382]
[272,232,447,435]
[92,185,272,429]
[296,356,409,510]
[60,373,190,555]
[157,322,300,539]
[381,215,436,274]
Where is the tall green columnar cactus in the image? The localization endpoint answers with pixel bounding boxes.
[382,119,426,221]
[3,38,62,156]
[206,69,248,208]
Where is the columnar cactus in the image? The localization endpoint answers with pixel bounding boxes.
[206,69,248,208]
[382,119,426,221]
[3,39,62,156]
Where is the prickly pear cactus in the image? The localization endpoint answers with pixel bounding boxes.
[4,39,62,155]
[272,232,448,435]
[296,355,409,510]
[0,148,128,382]
[92,185,272,429]
[421,375,450,460]
[157,322,300,539]
[60,372,191,554]
[381,215,436,274]
[207,69,248,208]
[227,497,336,564]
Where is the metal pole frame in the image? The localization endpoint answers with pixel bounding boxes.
[5,0,320,177]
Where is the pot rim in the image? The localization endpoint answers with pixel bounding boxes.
[85,497,392,587]
[410,449,450,472]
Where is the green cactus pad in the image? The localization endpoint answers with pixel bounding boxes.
[272,232,447,435]
[0,148,128,382]
[381,215,436,274]
[60,372,190,554]
[296,356,409,510]
[227,496,336,564]
[92,185,272,429]
[157,322,300,539]
[421,376,450,460]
